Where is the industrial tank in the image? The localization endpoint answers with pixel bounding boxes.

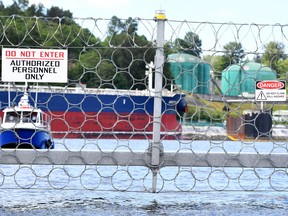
[222,64,242,96]
[167,53,210,94]
[222,62,276,97]
[240,62,277,94]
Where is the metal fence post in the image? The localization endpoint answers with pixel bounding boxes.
[151,10,166,193]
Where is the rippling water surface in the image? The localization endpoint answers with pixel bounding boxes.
[1,139,288,215]
[1,190,288,215]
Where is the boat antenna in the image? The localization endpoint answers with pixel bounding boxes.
[26,83,30,92]
[24,82,29,100]
[25,82,28,93]
[8,82,11,107]
[24,82,36,107]
[35,83,38,107]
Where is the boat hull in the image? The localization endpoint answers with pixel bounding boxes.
[0,90,186,139]
[0,128,54,149]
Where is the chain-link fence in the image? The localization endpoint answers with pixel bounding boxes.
[0,13,287,192]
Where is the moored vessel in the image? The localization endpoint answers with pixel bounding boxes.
[0,84,187,139]
[0,85,54,149]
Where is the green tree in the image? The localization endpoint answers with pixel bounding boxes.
[5,1,22,15]
[203,54,225,74]
[0,1,4,9]
[253,54,262,63]
[277,58,288,79]
[203,54,230,74]
[108,16,138,36]
[17,0,29,10]
[125,17,138,35]
[108,16,123,35]
[25,3,45,16]
[262,41,286,74]
[173,31,202,57]
[223,42,245,64]
[207,42,245,74]
[103,16,159,90]
[46,6,72,18]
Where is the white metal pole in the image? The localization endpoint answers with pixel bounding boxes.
[151,10,166,192]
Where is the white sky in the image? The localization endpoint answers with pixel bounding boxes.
[1,0,288,24]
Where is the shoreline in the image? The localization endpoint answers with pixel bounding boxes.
[181,125,288,141]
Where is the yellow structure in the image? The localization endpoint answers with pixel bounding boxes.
[154,10,167,20]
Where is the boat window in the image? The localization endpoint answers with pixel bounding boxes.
[22,112,29,123]
[32,113,37,123]
[39,113,43,123]
[22,111,38,123]
[5,112,19,123]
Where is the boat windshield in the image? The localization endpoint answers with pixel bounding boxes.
[5,111,38,123]
[5,112,19,123]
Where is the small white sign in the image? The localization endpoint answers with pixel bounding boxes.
[255,80,286,101]
[1,48,68,83]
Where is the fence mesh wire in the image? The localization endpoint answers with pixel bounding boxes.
[0,15,288,192]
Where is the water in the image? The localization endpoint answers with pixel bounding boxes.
[1,139,288,215]
[1,190,288,215]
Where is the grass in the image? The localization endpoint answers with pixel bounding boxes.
[186,96,287,122]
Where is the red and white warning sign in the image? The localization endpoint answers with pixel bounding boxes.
[255,80,286,101]
[1,48,68,83]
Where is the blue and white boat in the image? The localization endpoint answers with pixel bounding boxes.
[0,85,54,149]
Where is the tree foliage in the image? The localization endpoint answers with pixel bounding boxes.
[172,31,202,57]
[108,16,138,36]
[223,42,245,65]
[204,42,245,74]
[262,41,287,75]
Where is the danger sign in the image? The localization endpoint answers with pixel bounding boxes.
[255,80,286,101]
[1,48,68,83]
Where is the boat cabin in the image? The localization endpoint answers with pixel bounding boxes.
[0,87,54,149]
[1,93,50,130]
[3,109,42,125]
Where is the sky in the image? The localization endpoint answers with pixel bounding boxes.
[1,0,288,24]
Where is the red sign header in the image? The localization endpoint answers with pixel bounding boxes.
[256,80,285,90]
